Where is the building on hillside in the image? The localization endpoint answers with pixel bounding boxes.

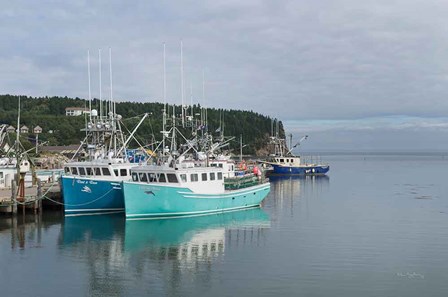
[20,125,29,133]
[41,145,81,160]
[33,125,43,134]
[65,107,90,116]
[6,125,15,133]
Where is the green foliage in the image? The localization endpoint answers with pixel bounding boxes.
[0,94,285,155]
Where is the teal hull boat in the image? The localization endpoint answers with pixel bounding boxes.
[123,180,271,219]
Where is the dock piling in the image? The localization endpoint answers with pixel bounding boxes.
[11,180,17,215]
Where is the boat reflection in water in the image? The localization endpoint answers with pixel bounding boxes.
[265,175,330,218]
[125,207,270,261]
[60,208,270,295]
[268,175,330,200]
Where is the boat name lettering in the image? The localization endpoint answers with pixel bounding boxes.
[76,180,98,185]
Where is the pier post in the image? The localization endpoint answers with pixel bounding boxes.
[11,180,17,215]
[36,179,42,214]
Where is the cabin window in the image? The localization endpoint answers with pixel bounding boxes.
[191,173,198,182]
[167,174,178,183]
[86,167,93,176]
[211,163,217,167]
[120,169,127,176]
[71,167,78,175]
[139,172,148,182]
[230,165,234,171]
[114,169,119,177]
[102,168,111,176]
[280,159,284,163]
[78,167,86,176]
[64,167,70,174]
[0,172,3,179]
[158,173,166,183]
[95,167,102,176]
[132,172,138,182]
[217,172,223,180]
[210,172,215,180]
[148,173,157,182]
[180,174,187,182]
[202,173,207,181]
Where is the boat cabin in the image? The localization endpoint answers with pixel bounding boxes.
[130,165,227,194]
[0,166,16,188]
[63,162,135,180]
[273,156,301,167]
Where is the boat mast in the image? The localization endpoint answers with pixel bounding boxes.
[109,47,116,156]
[99,49,102,120]
[87,50,92,123]
[162,42,167,158]
[190,81,194,133]
[16,96,20,146]
[181,40,185,128]
[202,69,206,136]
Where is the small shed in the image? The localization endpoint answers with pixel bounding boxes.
[20,125,29,133]
[6,125,15,133]
[33,125,43,134]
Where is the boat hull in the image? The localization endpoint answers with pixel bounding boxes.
[61,176,124,215]
[268,164,330,176]
[122,181,271,219]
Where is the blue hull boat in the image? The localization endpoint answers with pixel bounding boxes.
[262,129,330,176]
[62,175,124,216]
[269,163,330,176]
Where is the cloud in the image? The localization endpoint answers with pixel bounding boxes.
[285,116,448,133]
[1,0,448,123]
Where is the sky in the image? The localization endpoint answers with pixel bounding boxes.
[1,0,448,151]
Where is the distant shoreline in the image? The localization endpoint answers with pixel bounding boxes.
[298,151,448,156]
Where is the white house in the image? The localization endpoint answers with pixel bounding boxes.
[33,125,43,134]
[6,125,15,133]
[20,125,29,133]
[65,107,90,116]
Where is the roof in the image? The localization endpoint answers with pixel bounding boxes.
[65,107,89,111]
[41,145,79,153]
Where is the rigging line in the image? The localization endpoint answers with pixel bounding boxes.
[42,187,115,206]
[119,121,148,150]
[120,113,148,121]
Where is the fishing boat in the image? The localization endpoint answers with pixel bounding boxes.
[261,122,329,176]
[61,49,148,216]
[123,103,270,219]
[123,158,270,219]
[123,42,271,219]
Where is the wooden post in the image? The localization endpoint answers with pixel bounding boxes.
[36,179,42,214]
[11,180,17,215]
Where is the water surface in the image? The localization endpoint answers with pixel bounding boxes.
[1,154,447,296]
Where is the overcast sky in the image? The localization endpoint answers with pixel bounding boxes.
[2,0,448,151]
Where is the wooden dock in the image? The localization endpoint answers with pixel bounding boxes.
[0,181,62,215]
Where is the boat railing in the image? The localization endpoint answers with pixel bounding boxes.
[300,155,328,166]
[224,167,268,190]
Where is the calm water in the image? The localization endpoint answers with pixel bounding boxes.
[1,154,448,296]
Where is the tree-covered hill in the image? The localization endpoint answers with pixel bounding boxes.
[0,94,285,155]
